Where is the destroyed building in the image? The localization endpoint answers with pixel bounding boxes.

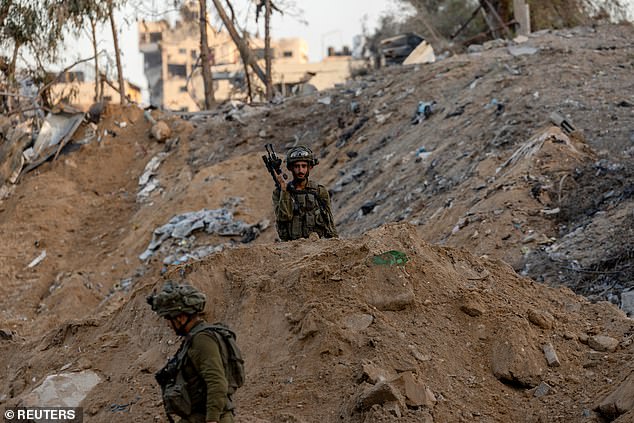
[138,1,366,109]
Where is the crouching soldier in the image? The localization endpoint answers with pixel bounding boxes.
[148,281,244,423]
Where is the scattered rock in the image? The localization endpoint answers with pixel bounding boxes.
[361,361,396,384]
[343,313,374,331]
[491,323,543,388]
[542,343,561,367]
[527,308,554,329]
[588,335,619,352]
[533,381,552,398]
[596,372,634,419]
[151,121,171,142]
[392,372,437,408]
[0,329,12,340]
[508,45,539,56]
[459,294,486,317]
[355,381,404,411]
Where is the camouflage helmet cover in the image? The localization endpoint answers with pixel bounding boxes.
[147,281,206,319]
[286,145,318,169]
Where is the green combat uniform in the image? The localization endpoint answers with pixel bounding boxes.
[273,179,338,241]
[178,322,234,423]
[147,282,241,423]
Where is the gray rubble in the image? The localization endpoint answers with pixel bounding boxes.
[139,207,269,264]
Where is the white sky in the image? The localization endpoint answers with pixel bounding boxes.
[52,0,400,91]
[14,0,634,91]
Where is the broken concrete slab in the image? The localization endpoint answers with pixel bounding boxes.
[542,343,561,367]
[620,290,634,316]
[140,208,269,263]
[588,335,619,352]
[20,112,84,178]
[533,381,552,398]
[491,323,543,388]
[403,40,436,65]
[508,45,539,56]
[21,370,101,407]
[596,372,634,419]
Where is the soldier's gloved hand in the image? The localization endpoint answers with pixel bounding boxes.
[275,172,287,191]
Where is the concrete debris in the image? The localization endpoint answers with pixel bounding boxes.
[317,96,332,105]
[21,370,101,408]
[467,44,484,54]
[542,343,561,367]
[355,381,404,411]
[402,40,436,65]
[588,335,619,352]
[380,33,426,65]
[140,208,268,263]
[333,167,365,192]
[19,112,84,178]
[533,381,552,398]
[596,372,634,419]
[392,372,437,408]
[27,250,47,268]
[620,290,634,316]
[137,152,169,201]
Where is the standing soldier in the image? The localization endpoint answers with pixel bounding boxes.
[148,281,239,423]
[271,145,338,241]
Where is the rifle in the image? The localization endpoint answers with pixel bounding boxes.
[262,143,287,190]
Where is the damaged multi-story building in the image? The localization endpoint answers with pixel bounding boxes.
[139,2,364,110]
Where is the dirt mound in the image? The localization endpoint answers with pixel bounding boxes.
[1,223,633,422]
[0,22,633,423]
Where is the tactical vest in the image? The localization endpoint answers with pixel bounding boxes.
[279,181,328,241]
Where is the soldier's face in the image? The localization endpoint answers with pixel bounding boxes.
[291,161,311,181]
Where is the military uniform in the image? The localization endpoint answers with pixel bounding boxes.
[178,322,234,423]
[273,179,338,241]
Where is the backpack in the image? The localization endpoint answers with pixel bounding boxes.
[155,322,245,421]
[192,322,245,393]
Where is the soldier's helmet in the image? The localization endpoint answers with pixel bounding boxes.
[286,145,318,169]
[146,281,206,319]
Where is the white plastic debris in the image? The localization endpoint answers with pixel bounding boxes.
[27,250,47,268]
